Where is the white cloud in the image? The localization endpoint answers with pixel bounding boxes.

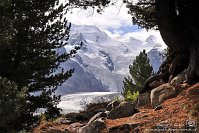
[104,29,167,49]
[122,30,165,43]
[64,1,132,30]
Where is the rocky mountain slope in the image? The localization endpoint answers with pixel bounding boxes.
[56,25,165,95]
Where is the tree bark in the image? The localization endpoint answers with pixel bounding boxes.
[141,0,199,94]
[180,1,199,83]
[155,0,198,83]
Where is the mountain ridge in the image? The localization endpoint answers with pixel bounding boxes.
[56,24,165,95]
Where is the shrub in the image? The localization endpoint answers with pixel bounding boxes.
[125,90,139,102]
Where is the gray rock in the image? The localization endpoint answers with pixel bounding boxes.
[56,117,76,124]
[136,93,150,108]
[150,83,177,108]
[58,113,88,124]
[107,101,135,119]
[68,123,86,133]
[78,117,106,133]
[106,101,120,111]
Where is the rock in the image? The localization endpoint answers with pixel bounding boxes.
[68,122,86,132]
[63,112,88,123]
[78,112,107,133]
[56,113,88,124]
[150,83,177,108]
[107,101,135,119]
[136,93,150,108]
[170,70,187,85]
[56,117,75,124]
[149,80,164,89]
[80,102,108,119]
[154,105,163,111]
[78,117,106,133]
[106,101,120,111]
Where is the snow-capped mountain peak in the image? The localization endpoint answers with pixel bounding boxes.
[145,35,157,44]
[56,24,165,95]
[70,24,110,43]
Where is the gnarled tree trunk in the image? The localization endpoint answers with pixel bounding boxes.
[181,1,199,83]
[157,0,199,81]
[141,0,199,93]
[157,0,199,83]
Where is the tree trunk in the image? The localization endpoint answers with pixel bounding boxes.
[155,0,199,83]
[185,44,199,83]
[138,0,199,94]
[180,1,199,83]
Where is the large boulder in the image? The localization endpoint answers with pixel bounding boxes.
[150,83,177,108]
[78,118,106,133]
[78,112,107,133]
[136,93,150,108]
[107,101,135,119]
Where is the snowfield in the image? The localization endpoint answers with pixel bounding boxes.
[55,24,166,95]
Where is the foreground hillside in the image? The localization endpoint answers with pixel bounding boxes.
[31,83,199,133]
[105,83,199,132]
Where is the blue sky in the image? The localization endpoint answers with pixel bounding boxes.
[107,25,141,35]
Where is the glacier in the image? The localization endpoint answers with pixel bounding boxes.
[55,24,166,95]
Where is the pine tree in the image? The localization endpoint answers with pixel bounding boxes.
[122,50,153,99]
[122,76,137,96]
[0,77,27,132]
[129,50,153,88]
[0,0,79,131]
[126,0,156,30]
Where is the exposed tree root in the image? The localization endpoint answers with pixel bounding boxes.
[140,72,170,93]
